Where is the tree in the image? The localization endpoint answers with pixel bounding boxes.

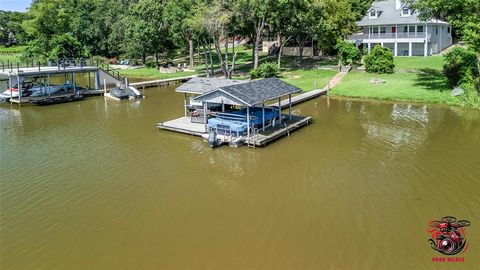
[335,40,361,66]
[411,0,480,88]
[235,0,275,69]
[443,47,478,87]
[0,11,28,45]
[164,0,200,69]
[364,46,395,74]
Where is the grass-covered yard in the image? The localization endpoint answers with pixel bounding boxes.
[118,68,198,80]
[281,69,337,92]
[393,55,444,71]
[330,69,461,106]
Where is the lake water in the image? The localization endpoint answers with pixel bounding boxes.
[1,86,479,269]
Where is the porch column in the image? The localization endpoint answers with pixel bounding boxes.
[424,40,428,57]
[262,103,265,132]
[424,24,429,56]
[408,42,412,56]
[394,42,398,56]
[278,97,282,124]
[381,42,384,48]
[288,94,292,120]
[368,43,371,52]
[246,106,250,138]
[203,102,208,132]
[183,93,187,117]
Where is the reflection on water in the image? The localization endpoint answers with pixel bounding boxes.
[1,88,479,269]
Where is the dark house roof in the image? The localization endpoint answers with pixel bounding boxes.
[357,0,449,27]
[192,77,301,107]
[176,77,245,94]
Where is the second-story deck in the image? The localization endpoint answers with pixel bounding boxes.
[349,33,430,42]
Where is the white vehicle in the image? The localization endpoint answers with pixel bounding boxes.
[0,81,74,101]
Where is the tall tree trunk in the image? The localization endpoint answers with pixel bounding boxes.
[141,52,146,65]
[253,16,266,69]
[227,40,237,79]
[188,38,194,69]
[208,44,214,75]
[213,36,228,77]
[203,44,210,77]
[225,37,229,72]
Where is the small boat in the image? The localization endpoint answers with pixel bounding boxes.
[109,82,143,100]
[0,81,75,101]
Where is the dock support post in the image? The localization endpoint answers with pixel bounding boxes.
[203,102,208,132]
[9,75,12,104]
[17,75,21,104]
[88,72,91,90]
[72,72,76,93]
[184,93,187,117]
[288,94,292,120]
[247,106,250,138]
[47,74,51,95]
[262,103,265,132]
[278,97,282,124]
[104,79,107,95]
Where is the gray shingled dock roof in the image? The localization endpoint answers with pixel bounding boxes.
[192,77,302,107]
[176,77,245,94]
[357,0,449,26]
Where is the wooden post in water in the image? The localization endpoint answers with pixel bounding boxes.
[47,74,51,96]
[278,97,282,124]
[262,103,265,132]
[17,75,21,104]
[183,93,187,117]
[203,102,208,132]
[247,106,250,138]
[288,94,292,120]
[9,75,12,104]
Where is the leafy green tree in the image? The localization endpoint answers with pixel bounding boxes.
[164,0,200,69]
[364,46,395,74]
[250,62,279,79]
[443,47,478,87]
[0,11,28,45]
[335,40,361,66]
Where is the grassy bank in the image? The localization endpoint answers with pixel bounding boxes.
[330,70,462,106]
[281,69,337,92]
[393,56,444,71]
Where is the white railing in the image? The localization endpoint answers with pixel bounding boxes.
[349,33,431,40]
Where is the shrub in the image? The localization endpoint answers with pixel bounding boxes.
[250,62,279,79]
[145,60,156,68]
[364,46,395,74]
[443,47,478,87]
[335,40,361,66]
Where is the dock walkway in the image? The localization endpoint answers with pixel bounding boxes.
[130,75,198,89]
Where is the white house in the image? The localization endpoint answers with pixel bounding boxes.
[349,0,452,56]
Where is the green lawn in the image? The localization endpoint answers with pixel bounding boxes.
[394,55,444,71]
[281,69,338,92]
[119,68,198,80]
[330,70,462,106]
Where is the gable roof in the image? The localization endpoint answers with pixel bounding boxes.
[192,77,302,107]
[176,77,245,94]
[357,0,449,26]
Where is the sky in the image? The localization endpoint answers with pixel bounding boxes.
[0,0,32,12]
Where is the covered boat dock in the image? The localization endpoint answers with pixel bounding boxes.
[157,77,312,147]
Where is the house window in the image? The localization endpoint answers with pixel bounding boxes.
[448,27,450,33]
[380,27,386,34]
[417,26,424,33]
[402,8,410,16]
[373,27,379,34]
[435,26,438,35]
[403,26,408,33]
[369,9,377,18]
[409,26,415,33]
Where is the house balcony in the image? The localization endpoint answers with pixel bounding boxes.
[348,33,431,42]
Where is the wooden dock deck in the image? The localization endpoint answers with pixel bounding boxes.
[156,115,312,147]
[130,75,198,89]
[270,88,328,109]
[245,116,312,147]
[156,117,206,136]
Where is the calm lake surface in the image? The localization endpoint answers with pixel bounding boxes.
[1,85,479,269]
